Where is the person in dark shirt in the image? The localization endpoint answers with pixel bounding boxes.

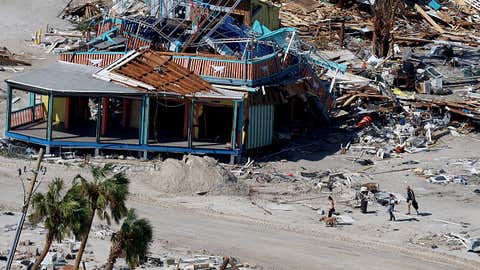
[406,186,419,215]
[327,196,335,218]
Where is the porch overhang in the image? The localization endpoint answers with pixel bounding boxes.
[5,61,143,97]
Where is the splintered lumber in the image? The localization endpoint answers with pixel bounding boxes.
[414,4,446,34]
[464,0,480,12]
[394,36,434,44]
[58,0,74,17]
[341,93,390,107]
[220,256,240,270]
[0,48,31,66]
[445,106,480,120]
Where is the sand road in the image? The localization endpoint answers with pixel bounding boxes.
[133,202,478,270]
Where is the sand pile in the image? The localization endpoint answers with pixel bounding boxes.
[147,155,247,195]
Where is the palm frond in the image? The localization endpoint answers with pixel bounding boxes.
[29,178,90,243]
[111,209,153,269]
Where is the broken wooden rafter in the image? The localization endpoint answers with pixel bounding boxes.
[414,4,446,34]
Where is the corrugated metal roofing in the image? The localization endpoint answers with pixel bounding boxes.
[112,50,214,95]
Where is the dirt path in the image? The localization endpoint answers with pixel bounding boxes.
[132,201,479,270]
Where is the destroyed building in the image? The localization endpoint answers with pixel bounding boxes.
[3,0,339,160]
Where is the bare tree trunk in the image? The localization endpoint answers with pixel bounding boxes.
[372,0,403,57]
[372,28,392,58]
[32,234,53,270]
[105,240,121,270]
[74,208,96,270]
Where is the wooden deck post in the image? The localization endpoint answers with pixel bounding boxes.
[139,96,145,145]
[142,95,150,159]
[96,98,102,144]
[231,101,239,149]
[29,93,35,121]
[101,97,108,136]
[46,93,54,154]
[46,93,54,141]
[29,92,35,106]
[5,85,12,133]
[143,95,150,144]
[188,98,194,149]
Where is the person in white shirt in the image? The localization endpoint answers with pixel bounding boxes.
[387,194,397,221]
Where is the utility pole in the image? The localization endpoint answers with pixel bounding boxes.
[5,148,45,270]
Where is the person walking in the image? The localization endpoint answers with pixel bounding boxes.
[406,186,419,215]
[387,193,397,221]
[327,196,335,218]
[359,187,369,214]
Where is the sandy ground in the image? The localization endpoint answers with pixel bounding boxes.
[0,134,479,269]
[0,0,71,51]
[0,0,71,93]
[0,1,480,269]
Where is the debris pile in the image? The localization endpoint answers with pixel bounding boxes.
[331,48,480,159]
[281,0,480,49]
[144,255,258,270]
[109,0,147,16]
[413,158,480,188]
[280,0,372,49]
[413,233,480,253]
[34,26,85,54]
[0,47,30,72]
[59,0,108,24]
[278,1,480,148]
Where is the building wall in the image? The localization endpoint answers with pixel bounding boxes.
[42,95,66,123]
[251,0,280,30]
[247,103,274,149]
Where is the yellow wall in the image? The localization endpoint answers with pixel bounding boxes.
[42,96,66,123]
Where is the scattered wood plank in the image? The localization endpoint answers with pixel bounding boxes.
[414,4,446,34]
[220,256,240,270]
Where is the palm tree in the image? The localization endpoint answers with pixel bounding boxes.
[105,209,153,270]
[29,179,88,270]
[73,164,130,270]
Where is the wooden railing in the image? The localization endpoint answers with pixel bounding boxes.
[122,32,152,50]
[59,52,127,68]
[10,104,45,128]
[171,52,297,86]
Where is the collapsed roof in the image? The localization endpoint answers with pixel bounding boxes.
[95,49,218,96]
